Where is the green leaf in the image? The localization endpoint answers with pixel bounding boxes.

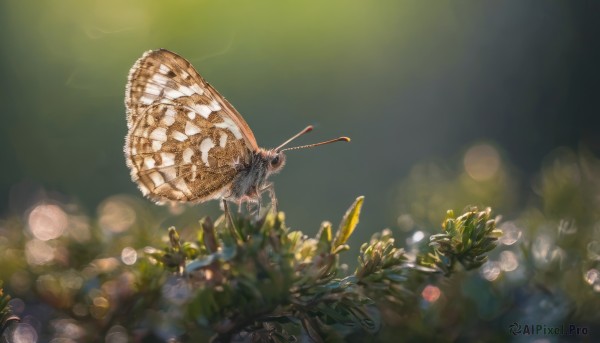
[168,226,181,251]
[333,196,364,251]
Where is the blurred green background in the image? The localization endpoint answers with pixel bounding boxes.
[1,1,600,341]
[1,0,598,232]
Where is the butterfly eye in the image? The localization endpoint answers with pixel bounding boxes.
[271,155,280,166]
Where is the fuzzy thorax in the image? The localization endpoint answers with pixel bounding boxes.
[228,148,286,203]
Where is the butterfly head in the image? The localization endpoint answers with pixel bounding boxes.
[257,149,287,174]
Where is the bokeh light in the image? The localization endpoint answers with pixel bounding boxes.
[411,230,425,243]
[92,258,119,273]
[120,247,137,265]
[98,196,137,233]
[498,221,522,245]
[2,323,38,343]
[407,230,425,246]
[421,285,441,303]
[499,250,519,272]
[396,214,415,232]
[90,295,110,319]
[50,319,86,341]
[105,325,128,343]
[25,239,55,266]
[66,214,91,243]
[584,269,599,286]
[28,204,67,241]
[72,303,88,317]
[480,261,501,282]
[463,144,501,181]
[22,315,41,339]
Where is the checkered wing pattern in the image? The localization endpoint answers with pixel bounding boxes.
[124,49,257,203]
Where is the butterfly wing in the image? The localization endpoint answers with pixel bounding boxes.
[126,49,258,150]
[125,49,256,203]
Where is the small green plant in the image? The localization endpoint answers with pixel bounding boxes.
[138,197,501,342]
[426,208,502,274]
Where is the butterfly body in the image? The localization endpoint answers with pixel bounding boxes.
[124,49,347,209]
[229,149,285,204]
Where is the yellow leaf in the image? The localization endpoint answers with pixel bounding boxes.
[333,196,364,251]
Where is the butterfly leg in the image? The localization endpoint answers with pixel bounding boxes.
[222,199,241,242]
[256,199,262,216]
[259,183,278,213]
[237,199,243,214]
[222,199,233,225]
[244,199,261,217]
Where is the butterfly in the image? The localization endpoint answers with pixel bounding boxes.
[124,49,349,211]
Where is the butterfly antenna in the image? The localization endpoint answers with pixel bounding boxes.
[280,136,350,152]
[275,125,314,152]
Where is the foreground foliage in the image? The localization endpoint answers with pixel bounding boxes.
[136,197,500,342]
[0,198,501,342]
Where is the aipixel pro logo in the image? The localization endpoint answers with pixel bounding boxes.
[508,322,589,336]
